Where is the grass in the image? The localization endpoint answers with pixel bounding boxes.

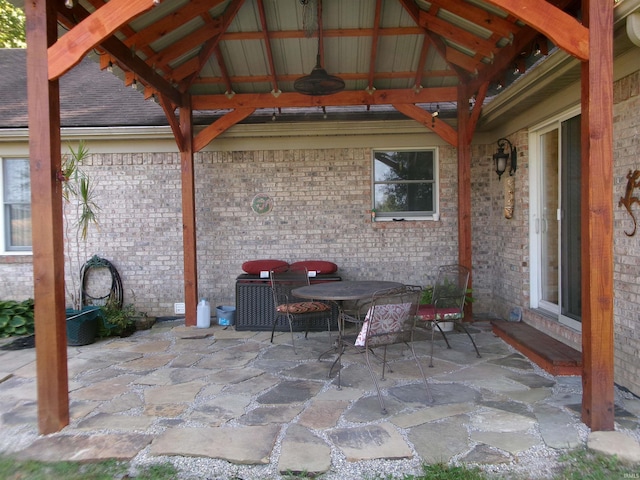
[0,457,178,480]
[1,448,640,480]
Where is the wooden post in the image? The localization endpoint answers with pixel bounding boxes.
[457,86,473,318]
[580,0,615,431]
[25,0,70,434]
[179,94,198,326]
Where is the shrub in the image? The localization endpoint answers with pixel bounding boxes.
[0,299,35,337]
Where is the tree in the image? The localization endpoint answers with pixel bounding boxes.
[0,0,26,48]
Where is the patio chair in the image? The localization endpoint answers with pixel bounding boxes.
[269,268,332,354]
[329,285,433,414]
[416,264,481,367]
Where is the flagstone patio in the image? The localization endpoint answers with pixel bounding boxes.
[1,319,639,479]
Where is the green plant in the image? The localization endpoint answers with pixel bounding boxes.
[420,285,473,306]
[0,299,34,337]
[555,447,640,480]
[61,142,100,311]
[99,299,139,337]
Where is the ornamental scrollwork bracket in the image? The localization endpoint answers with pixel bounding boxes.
[619,169,640,237]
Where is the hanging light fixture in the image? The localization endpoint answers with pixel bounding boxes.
[493,138,517,180]
[294,0,344,96]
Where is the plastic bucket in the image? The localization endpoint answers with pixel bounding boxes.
[216,305,236,326]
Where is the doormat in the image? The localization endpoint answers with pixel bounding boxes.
[0,334,35,350]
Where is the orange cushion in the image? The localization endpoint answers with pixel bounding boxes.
[242,259,289,275]
[289,260,338,275]
[276,301,330,314]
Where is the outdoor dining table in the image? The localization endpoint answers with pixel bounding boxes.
[292,280,405,359]
[292,280,404,303]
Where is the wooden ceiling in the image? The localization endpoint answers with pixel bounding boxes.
[47,0,587,133]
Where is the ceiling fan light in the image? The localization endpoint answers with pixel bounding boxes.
[294,56,345,96]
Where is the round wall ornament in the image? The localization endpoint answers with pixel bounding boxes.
[251,193,273,214]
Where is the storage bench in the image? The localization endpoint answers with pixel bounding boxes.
[235,274,341,331]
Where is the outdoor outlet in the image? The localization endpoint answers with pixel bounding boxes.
[174,302,185,315]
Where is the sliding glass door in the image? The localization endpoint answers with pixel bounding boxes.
[530,113,582,330]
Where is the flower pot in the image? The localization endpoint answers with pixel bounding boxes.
[66,306,102,346]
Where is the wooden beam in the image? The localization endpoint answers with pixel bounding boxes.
[482,0,589,60]
[580,0,614,432]
[257,0,279,92]
[25,0,69,435]
[48,0,159,80]
[367,0,383,90]
[193,108,256,152]
[179,94,198,327]
[193,87,457,110]
[466,82,489,140]
[158,95,185,152]
[55,4,183,107]
[457,85,472,319]
[392,103,458,147]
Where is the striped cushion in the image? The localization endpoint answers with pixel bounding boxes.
[276,301,330,314]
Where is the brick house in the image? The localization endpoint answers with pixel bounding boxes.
[2,0,639,432]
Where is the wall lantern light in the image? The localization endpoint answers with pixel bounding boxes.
[493,138,517,180]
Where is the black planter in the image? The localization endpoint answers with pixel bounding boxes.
[66,306,102,346]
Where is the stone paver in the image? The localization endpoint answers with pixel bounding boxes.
[588,431,640,464]
[329,422,413,461]
[149,425,280,464]
[278,424,332,475]
[2,320,638,477]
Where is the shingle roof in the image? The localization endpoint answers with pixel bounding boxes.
[0,49,168,129]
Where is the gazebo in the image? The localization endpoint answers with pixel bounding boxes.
[21,0,614,434]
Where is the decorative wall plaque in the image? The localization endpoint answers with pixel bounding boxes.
[251,193,273,215]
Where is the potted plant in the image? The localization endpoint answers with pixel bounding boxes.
[60,142,102,345]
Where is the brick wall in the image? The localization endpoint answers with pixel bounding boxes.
[612,70,640,395]
[1,145,460,317]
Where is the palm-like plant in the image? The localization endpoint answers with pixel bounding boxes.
[61,142,100,311]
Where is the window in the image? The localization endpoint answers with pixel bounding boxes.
[372,149,438,220]
[2,158,32,252]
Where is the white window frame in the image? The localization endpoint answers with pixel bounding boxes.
[1,156,32,255]
[371,147,439,221]
[528,105,581,332]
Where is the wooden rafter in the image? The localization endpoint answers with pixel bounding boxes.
[181,0,246,91]
[192,69,456,87]
[418,10,498,60]
[367,0,383,90]
[48,0,158,80]
[213,45,234,94]
[392,103,458,147]
[55,4,182,106]
[483,0,589,60]
[427,0,519,40]
[124,0,226,50]
[194,108,256,152]
[413,35,432,88]
[257,0,279,93]
[192,86,457,110]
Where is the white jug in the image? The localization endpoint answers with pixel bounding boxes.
[196,299,211,328]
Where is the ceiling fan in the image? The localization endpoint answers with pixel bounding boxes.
[293,0,345,96]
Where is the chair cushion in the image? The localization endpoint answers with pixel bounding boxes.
[276,301,331,314]
[416,304,463,321]
[355,303,411,347]
[289,260,338,275]
[242,259,289,275]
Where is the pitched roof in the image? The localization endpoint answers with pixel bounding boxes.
[0,49,167,129]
